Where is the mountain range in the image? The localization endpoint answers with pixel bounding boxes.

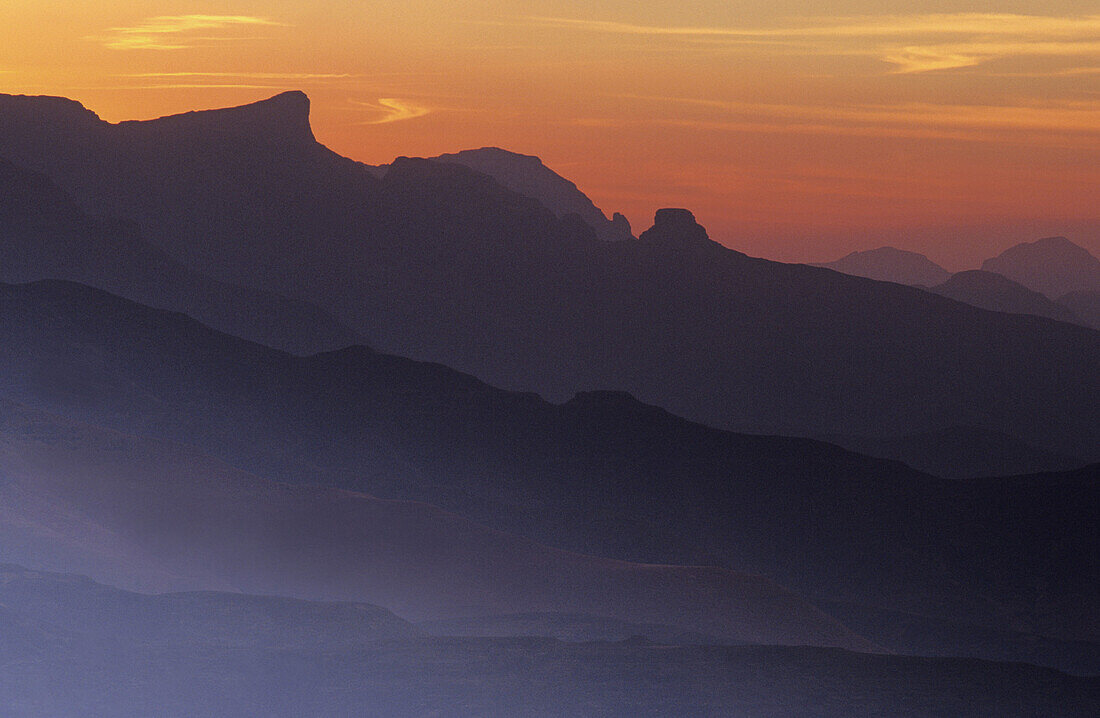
[2,88,1099,713]
[1,279,1097,673]
[0,396,860,648]
[3,566,1096,718]
[0,91,1098,467]
[818,238,1100,330]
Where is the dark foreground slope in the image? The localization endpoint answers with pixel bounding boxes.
[0,567,1096,718]
[1,280,1096,667]
[1060,289,1100,330]
[1,93,1098,462]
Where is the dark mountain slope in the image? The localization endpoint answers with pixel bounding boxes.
[0,280,1097,661]
[814,246,951,286]
[0,93,1098,460]
[1059,289,1100,330]
[0,158,361,353]
[820,426,1086,479]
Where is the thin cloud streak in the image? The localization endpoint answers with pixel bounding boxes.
[93,15,285,50]
[352,98,432,124]
[624,94,1100,132]
[522,14,1100,74]
[524,14,1100,40]
[122,72,355,80]
[603,94,1100,148]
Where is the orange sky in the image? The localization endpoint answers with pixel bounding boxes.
[1,1,1098,267]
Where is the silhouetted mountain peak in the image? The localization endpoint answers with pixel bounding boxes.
[385,155,479,182]
[639,209,714,248]
[431,147,634,241]
[611,212,632,235]
[446,146,545,167]
[0,93,103,130]
[1029,236,1076,249]
[654,208,697,228]
[815,247,951,287]
[981,236,1100,297]
[125,90,315,145]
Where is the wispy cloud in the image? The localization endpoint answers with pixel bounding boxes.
[122,72,355,80]
[520,14,1100,74]
[351,98,431,124]
[606,94,1100,147]
[93,15,284,50]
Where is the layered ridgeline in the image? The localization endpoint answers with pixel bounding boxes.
[1,567,1097,718]
[815,241,1100,330]
[1,280,1097,673]
[0,158,360,354]
[0,399,861,649]
[1059,290,1100,330]
[0,92,1098,465]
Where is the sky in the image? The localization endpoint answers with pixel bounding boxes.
[1,1,1097,267]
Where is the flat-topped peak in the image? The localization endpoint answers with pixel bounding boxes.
[653,208,697,228]
[123,90,315,144]
[0,93,104,128]
[438,147,545,166]
[638,208,716,249]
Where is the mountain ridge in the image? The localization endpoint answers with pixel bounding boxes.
[1,91,1097,462]
[1,279,1097,663]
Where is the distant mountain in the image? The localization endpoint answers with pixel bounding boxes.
[1058,290,1100,330]
[1,92,1099,461]
[432,147,633,241]
[0,397,867,649]
[928,270,1082,324]
[0,158,361,354]
[0,564,420,649]
[2,570,1095,718]
[814,247,951,286]
[2,280,1098,666]
[981,237,1100,298]
[820,426,1086,479]
[817,599,1100,676]
[419,612,722,645]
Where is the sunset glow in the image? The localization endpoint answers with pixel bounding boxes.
[2,1,1097,266]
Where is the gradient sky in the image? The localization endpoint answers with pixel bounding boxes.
[2,1,1097,267]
